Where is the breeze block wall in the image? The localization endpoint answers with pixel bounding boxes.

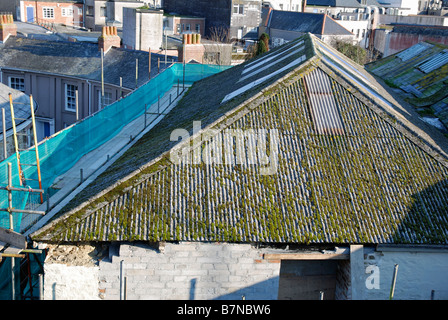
[98,242,281,300]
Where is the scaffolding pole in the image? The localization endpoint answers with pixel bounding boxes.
[2,108,6,160]
[29,95,44,203]
[9,94,23,186]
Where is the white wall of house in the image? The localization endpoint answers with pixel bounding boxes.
[338,20,370,46]
[377,0,420,15]
[44,263,100,300]
[122,7,163,51]
[262,0,302,11]
[363,247,448,300]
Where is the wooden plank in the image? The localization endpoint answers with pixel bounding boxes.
[3,245,22,254]
[0,253,25,259]
[0,227,26,249]
[263,253,349,261]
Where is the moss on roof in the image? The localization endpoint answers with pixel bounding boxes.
[32,34,448,244]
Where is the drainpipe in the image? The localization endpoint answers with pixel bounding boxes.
[86,79,92,116]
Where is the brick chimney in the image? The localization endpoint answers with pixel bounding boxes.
[178,33,205,63]
[0,14,17,42]
[98,26,121,53]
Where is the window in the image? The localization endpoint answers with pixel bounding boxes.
[233,4,244,15]
[65,84,78,112]
[98,91,112,109]
[86,6,93,16]
[185,24,191,31]
[177,24,181,33]
[8,77,25,92]
[78,8,83,15]
[42,7,54,19]
[195,23,200,33]
[100,7,106,18]
[61,7,73,17]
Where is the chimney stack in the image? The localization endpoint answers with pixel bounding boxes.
[178,33,205,63]
[98,26,121,53]
[0,14,17,42]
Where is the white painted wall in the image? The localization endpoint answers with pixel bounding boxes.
[377,0,420,15]
[263,0,302,11]
[44,264,100,300]
[363,248,448,300]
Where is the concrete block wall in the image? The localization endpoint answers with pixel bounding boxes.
[99,242,281,300]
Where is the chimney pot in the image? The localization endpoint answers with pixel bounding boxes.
[98,26,121,52]
[0,14,17,42]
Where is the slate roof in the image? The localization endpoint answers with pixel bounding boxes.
[267,11,353,36]
[31,34,448,245]
[306,0,362,7]
[366,41,448,131]
[0,82,36,132]
[0,36,174,89]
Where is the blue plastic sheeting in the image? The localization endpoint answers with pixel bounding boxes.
[0,63,232,231]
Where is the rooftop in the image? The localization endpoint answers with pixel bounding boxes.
[266,10,353,36]
[0,82,36,133]
[366,41,448,132]
[0,36,174,89]
[306,0,362,7]
[30,34,448,245]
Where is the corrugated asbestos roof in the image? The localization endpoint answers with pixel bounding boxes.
[32,34,448,244]
[367,41,448,130]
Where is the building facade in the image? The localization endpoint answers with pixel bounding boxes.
[163,0,262,40]
[19,0,84,27]
[0,23,172,140]
[122,7,164,51]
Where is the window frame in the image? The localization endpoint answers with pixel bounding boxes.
[233,4,244,15]
[8,76,25,92]
[42,7,55,19]
[65,83,78,112]
[61,7,74,17]
[100,6,107,18]
[98,90,113,109]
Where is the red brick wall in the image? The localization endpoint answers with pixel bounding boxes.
[22,1,84,27]
[388,32,448,56]
[0,14,17,42]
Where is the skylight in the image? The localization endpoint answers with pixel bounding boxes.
[304,68,344,135]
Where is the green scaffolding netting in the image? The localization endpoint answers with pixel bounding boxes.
[0,63,232,232]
